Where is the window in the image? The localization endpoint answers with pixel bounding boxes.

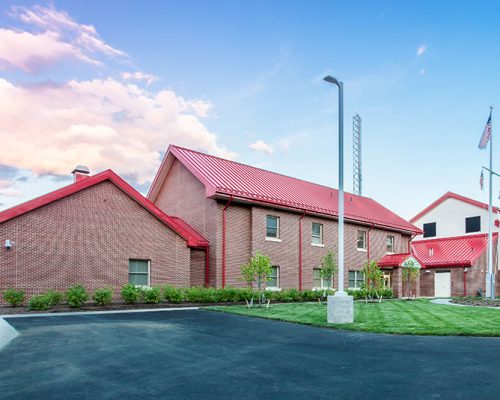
[423,222,436,238]
[267,266,280,288]
[312,222,323,245]
[387,235,395,253]
[313,268,331,288]
[129,259,150,286]
[266,215,280,239]
[357,230,367,250]
[349,270,364,289]
[465,216,481,233]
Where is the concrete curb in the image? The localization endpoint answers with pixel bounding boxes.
[1,307,200,319]
[0,318,19,351]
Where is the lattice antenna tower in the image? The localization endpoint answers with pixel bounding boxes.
[352,114,362,196]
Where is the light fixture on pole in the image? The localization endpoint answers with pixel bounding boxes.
[324,75,353,324]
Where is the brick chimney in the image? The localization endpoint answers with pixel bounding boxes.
[71,165,90,183]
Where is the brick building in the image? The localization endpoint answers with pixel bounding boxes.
[0,168,208,298]
[148,145,421,297]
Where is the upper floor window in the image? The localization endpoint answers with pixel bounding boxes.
[423,222,436,238]
[357,230,367,250]
[312,222,323,245]
[266,215,280,239]
[465,216,481,233]
[387,235,395,253]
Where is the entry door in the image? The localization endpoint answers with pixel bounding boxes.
[434,271,451,297]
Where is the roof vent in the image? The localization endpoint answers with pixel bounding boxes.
[71,165,90,183]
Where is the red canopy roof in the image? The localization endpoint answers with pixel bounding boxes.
[149,145,421,234]
[379,233,498,268]
[0,170,208,248]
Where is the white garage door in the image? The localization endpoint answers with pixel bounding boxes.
[434,271,451,297]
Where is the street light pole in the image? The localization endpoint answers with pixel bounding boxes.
[324,75,353,323]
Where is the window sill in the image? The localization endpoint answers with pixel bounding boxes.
[265,287,281,292]
[311,243,325,247]
[386,251,395,255]
[356,248,367,252]
[266,237,282,243]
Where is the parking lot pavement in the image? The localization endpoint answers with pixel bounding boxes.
[1,309,500,400]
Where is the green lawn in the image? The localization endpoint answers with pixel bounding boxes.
[206,300,500,336]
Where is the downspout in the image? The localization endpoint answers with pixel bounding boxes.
[463,267,467,296]
[367,223,374,260]
[205,246,210,288]
[222,195,233,288]
[299,211,306,291]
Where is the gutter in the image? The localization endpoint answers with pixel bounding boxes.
[221,195,234,288]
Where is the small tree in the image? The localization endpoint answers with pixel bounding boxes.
[240,251,273,307]
[319,250,337,299]
[402,258,420,299]
[361,260,384,303]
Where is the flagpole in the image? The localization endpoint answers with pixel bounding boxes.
[487,106,494,300]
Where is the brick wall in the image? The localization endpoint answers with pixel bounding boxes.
[189,249,206,287]
[0,181,193,300]
[154,159,218,285]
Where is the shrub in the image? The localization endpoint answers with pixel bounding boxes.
[28,294,52,311]
[121,283,141,304]
[44,289,64,307]
[3,288,25,307]
[162,285,184,303]
[216,287,254,302]
[184,287,218,303]
[92,287,114,306]
[66,284,89,308]
[143,287,162,304]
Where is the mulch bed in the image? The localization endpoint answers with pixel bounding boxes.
[451,298,500,307]
[0,301,247,315]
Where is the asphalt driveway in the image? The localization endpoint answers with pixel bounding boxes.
[1,309,500,400]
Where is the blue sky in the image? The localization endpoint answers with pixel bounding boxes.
[0,1,499,219]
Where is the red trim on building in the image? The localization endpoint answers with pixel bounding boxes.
[0,169,208,248]
[410,191,500,223]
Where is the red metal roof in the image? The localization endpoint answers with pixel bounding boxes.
[0,170,208,248]
[149,145,421,234]
[410,191,499,223]
[378,253,412,267]
[411,233,497,267]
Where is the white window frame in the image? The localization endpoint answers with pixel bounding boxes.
[267,266,280,289]
[128,259,150,287]
[357,230,367,251]
[311,222,324,246]
[266,215,281,242]
[348,270,364,289]
[313,268,331,289]
[386,235,395,254]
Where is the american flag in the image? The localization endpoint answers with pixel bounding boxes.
[480,170,484,190]
[478,111,492,149]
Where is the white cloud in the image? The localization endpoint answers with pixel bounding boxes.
[417,44,427,56]
[0,5,126,72]
[249,140,273,155]
[121,71,158,85]
[0,77,234,184]
[0,179,22,198]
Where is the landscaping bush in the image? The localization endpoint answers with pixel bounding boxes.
[92,287,114,306]
[44,289,65,307]
[347,288,394,300]
[184,286,218,303]
[162,285,184,303]
[66,284,89,308]
[143,287,162,304]
[3,288,25,307]
[28,294,52,311]
[121,283,142,304]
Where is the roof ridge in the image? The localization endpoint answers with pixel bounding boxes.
[415,232,497,244]
[171,144,368,200]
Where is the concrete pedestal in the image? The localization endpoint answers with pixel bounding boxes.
[327,293,353,324]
